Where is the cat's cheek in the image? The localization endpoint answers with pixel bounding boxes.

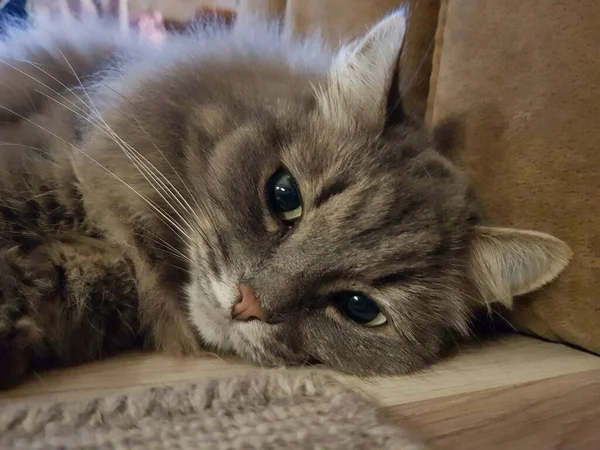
[185,280,234,351]
[187,301,233,352]
[207,275,240,311]
[324,305,343,321]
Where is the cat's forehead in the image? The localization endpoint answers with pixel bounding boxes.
[280,119,467,209]
[271,122,475,276]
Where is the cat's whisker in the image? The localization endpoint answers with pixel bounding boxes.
[94,82,206,218]
[0,104,192,243]
[100,127,195,233]
[92,120,213,245]
[0,58,192,237]
[131,228,191,263]
[2,57,228,254]
[0,142,51,155]
[20,61,195,243]
[39,53,201,243]
[0,57,94,120]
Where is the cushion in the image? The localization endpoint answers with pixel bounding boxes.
[429,0,600,352]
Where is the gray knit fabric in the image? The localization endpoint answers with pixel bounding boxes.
[0,372,427,450]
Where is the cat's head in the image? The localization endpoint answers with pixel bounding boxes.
[87,12,570,374]
[174,12,572,374]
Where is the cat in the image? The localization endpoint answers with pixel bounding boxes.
[0,11,572,388]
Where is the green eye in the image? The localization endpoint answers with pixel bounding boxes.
[267,170,303,222]
[335,292,387,327]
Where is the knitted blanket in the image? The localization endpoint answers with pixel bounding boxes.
[0,372,426,449]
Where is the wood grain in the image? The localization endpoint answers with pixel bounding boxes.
[386,369,600,450]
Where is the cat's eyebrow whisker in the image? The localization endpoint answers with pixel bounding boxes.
[33,88,117,138]
[4,56,211,257]
[127,138,210,243]
[0,104,192,243]
[138,239,190,265]
[98,141,195,241]
[133,233,192,274]
[75,79,218,248]
[109,135,197,231]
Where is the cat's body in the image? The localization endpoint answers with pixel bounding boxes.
[0,13,571,388]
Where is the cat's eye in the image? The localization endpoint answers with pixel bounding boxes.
[335,292,387,327]
[267,170,303,223]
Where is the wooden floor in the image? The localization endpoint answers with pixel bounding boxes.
[2,335,600,449]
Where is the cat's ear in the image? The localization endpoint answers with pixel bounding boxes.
[468,226,572,307]
[316,11,406,130]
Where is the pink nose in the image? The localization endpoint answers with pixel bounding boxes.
[232,284,267,322]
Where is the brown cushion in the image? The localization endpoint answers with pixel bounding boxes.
[429,0,600,352]
[238,0,287,19]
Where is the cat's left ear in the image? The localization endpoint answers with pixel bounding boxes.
[316,11,406,130]
[468,226,573,308]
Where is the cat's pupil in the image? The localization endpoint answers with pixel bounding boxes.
[267,170,302,222]
[274,182,297,211]
[337,292,380,324]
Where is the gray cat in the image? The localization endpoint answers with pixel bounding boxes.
[0,12,571,388]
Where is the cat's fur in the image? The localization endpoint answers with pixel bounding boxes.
[0,12,571,388]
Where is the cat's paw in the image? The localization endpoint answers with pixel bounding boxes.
[0,317,38,389]
[0,245,57,389]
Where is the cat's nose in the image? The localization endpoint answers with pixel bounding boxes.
[232,284,267,322]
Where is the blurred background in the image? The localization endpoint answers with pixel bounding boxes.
[0,0,438,121]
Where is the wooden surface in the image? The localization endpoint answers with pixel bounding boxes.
[2,335,600,449]
[387,369,600,449]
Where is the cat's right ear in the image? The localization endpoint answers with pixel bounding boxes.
[316,11,407,130]
[467,226,572,308]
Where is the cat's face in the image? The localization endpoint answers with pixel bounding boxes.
[178,14,571,374]
[186,115,475,374]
